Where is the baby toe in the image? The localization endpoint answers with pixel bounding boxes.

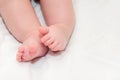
[17,46,25,62]
[53,43,65,51]
[16,53,22,62]
[44,38,54,46]
[21,46,30,61]
[49,41,59,51]
[39,27,49,35]
[41,34,50,43]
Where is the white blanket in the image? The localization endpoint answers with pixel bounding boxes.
[0,0,120,80]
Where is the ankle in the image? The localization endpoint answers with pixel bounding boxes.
[19,30,39,43]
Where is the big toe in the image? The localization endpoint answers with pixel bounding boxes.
[39,27,49,35]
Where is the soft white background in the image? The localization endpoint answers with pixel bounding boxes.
[0,0,120,80]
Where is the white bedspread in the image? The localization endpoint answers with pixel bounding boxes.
[0,0,120,80]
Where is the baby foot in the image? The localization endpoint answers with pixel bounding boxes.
[16,33,48,62]
[39,25,70,51]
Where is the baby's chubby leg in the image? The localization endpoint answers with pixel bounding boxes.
[39,0,75,51]
[0,0,48,61]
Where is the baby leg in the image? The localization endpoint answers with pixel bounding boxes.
[0,0,48,62]
[39,0,75,51]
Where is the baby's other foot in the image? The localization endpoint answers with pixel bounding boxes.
[17,34,48,62]
[39,25,70,51]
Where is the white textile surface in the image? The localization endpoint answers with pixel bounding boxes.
[0,0,120,80]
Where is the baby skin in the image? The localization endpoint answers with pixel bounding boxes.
[17,24,71,61]
[39,25,70,51]
[17,31,48,62]
[0,0,75,62]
